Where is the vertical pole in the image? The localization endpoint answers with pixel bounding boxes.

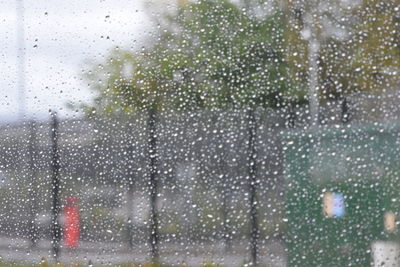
[126,143,135,249]
[303,8,320,127]
[248,108,259,266]
[221,185,231,251]
[308,36,320,127]
[287,104,296,129]
[148,106,159,261]
[341,97,350,124]
[126,182,134,248]
[216,119,231,251]
[16,0,26,120]
[51,113,61,259]
[28,120,38,247]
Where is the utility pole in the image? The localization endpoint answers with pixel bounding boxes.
[51,113,61,260]
[300,0,320,127]
[16,0,26,120]
[303,14,320,127]
[307,36,320,127]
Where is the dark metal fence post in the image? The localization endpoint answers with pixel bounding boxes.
[148,106,159,261]
[248,108,259,266]
[341,97,350,124]
[51,113,61,259]
[28,120,39,247]
[287,104,296,129]
[221,185,231,250]
[126,142,135,249]
[126,182,134,248]
[215,114,232,251]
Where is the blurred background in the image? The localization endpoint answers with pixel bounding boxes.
[0,0,398,266]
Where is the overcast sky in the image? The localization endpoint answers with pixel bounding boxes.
[0,0,168,122]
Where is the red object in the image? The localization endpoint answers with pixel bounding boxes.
[64,196,80,248]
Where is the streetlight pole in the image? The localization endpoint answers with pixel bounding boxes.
[16,0,26,120]
[308,36,320,127]
[302,9,320,127]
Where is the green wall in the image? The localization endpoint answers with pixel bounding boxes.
[282,124,400,266]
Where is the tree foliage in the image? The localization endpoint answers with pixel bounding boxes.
[84,0,306,116]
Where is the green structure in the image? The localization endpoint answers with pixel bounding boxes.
[282,124,400,266]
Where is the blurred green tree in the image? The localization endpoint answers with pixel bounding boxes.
[283,0,399,101]
[165,0,307,110]
[83,0,306,115]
